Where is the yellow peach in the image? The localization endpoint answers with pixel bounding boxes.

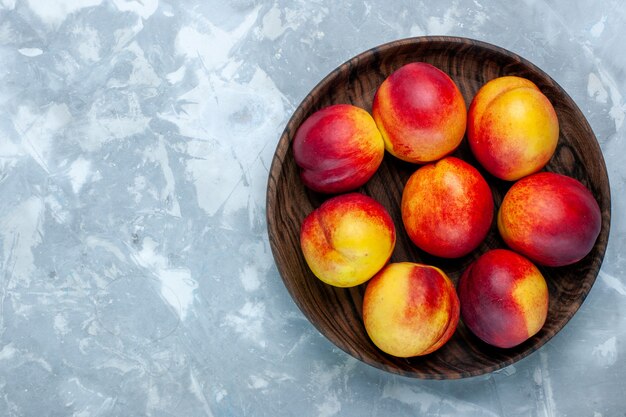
[300,193,395,287]
[468,76,559,181]
[363,262,459,357]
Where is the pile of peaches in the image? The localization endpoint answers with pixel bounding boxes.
[293,62,601,357]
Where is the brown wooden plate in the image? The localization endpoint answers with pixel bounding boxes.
[266,36,611,379]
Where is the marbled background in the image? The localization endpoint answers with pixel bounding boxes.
[0,0,625,416]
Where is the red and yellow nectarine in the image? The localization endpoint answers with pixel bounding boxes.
[300,193,396,287]
[458,249,548,349]
[293,104,384,194]
[363,262,459,357]
[401,157,494,258]
[372,62,467,163]
[498,172,601,266]
[468,76,559,181]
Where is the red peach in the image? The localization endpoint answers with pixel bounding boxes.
[363,262,460,357]
[401,157,494,258]
[293,104,384,194]
[372,62,467,163]
[300,193,396,287]
[458,249,549,349]
[468,76,559,181]
[498,172,601,267]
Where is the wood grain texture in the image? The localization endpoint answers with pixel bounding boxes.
[266,37,611,379]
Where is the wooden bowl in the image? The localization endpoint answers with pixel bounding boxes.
[266,36,611,379]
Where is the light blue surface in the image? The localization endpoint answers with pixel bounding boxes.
[0,0,625,415]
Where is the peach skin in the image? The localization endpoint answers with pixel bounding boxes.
[401,157,494,258]
[458,249,549,349]
[468,76,559,181]
[498,172,601,267]
[293,104,384,194]
[372,62,467,163]
[363,262,460,357]
[300,193,396,287]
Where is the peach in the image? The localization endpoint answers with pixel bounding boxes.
[372,62,467,163]
[498,172,601,267]
[468,76,559,181]
[292,104,384,194]
[401,157,494,258]
[457,249,549,348]
[300,193,395,287]
[363,262,459,357]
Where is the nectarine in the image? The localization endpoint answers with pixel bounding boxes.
[372,62,467,163]
[300,193,396,287]
[458,249,548,349]
[363,262,459,357]
[498,172,601,266]
[293,104,384,193]
[401,157,494,258]
[468,76,559,181]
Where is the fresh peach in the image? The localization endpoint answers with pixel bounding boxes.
[468,76,559,181]
[363,262,460,357]
[458,249,549,348]
[292,104,384,194]
[401,157,494,258]
[498,172,601,267]
[372,62,467,163]
[300,193,395,287]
